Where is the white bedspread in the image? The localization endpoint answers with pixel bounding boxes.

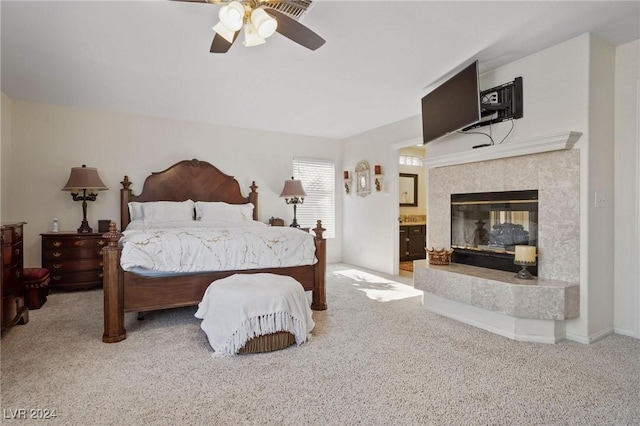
[120,221,317,273]
[194,273,315,356]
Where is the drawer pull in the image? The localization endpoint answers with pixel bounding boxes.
[99,262,104,267]
[53,241,62,247]
[53,263,62,269]
[74,241,85,246]
[98,273,104,278]
[15,271,21,279]
[52,275,62,281]
[98,250,103,256]
[14,248,20,255]
[98,240,105,246]
[53,252,62,257]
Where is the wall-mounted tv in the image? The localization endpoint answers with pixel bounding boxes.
[421,60,480,145]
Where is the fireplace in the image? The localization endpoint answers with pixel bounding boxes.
[450,190,538,275]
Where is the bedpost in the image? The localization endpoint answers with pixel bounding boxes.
[120,176,133,231]
[312,220,327,310]
[102,222,126,343]
[249,181,259,221]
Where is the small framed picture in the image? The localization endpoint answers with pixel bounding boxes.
[98,220,111,233]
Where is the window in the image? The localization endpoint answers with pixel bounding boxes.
[293,158,335,238]
[398,155,423,166]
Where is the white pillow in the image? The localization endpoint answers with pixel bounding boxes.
[128,202,145,221]
[195,202,254,222]
[140,200,195,223]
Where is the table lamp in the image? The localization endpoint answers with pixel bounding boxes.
[514,245,536,279]
[62,165,108,233]
[279,177,306,228]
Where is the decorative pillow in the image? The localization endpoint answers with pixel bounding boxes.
[139,200,195,223]
[195,202,254,222]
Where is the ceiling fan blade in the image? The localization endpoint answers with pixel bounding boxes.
[264,8,325,51]
[210,32,239,53]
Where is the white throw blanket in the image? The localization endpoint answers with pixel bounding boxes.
[194,273,315,357]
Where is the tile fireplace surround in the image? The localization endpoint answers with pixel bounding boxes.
[415,131,582,343]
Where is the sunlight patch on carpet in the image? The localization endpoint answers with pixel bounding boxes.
[334,269,423,302]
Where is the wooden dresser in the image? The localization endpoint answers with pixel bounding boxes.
[2,222,29,330]
[41,232,106,290]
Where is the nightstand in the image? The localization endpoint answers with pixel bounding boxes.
[41,232,106,291]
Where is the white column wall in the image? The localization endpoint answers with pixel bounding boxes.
[614,39,640,337]
[586,34,616,341]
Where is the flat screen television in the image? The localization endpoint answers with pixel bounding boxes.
[421,60,480,144]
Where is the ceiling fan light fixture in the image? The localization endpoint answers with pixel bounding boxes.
[219,1,245,32]
[251,7,278,39]
[242,23,266,47]
[213,21,237,44]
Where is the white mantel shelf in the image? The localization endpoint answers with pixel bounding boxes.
[424,131,582,169]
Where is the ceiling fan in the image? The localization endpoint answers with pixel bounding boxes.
[174,0,325,53]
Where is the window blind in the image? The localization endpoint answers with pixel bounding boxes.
[293,158,335,238]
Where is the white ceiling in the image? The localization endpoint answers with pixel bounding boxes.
[2,1,639,139]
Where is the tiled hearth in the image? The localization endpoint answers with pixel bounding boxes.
[415,132,582,343]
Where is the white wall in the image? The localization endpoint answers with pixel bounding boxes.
[1,92,13,222]
[614,39,640,337]
[586,34,616,341]
[4,100,343,267]
[427,34,590,158]
[342,116,422,274]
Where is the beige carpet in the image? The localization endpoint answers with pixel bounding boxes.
[2,263,639,425]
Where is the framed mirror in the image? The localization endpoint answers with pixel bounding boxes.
[355,161,371,197]
[399,173,418,206]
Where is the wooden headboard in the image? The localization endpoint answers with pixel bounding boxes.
[119,159,258,229]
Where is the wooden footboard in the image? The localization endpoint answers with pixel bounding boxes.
[102,222,327,343]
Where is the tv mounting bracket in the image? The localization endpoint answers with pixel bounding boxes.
[463,76,523,132]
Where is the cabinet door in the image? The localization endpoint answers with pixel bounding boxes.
[407,225,426,260]
[399,227,408,259]
[407,235,426,259]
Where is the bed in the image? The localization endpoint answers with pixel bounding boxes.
[102,159,327,343]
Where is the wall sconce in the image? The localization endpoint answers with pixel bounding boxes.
[514,245,536,279]
[374,165,384,192]
[343,171,352,194]
[279,177,306,228]
[62,165,109,233]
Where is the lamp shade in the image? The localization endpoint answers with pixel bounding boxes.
[62,165,108,192]
[279,178,306,198]
[219,1,245,32]
[514,245,536,264]
[251,7,277,39]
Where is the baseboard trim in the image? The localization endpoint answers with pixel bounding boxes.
[423,293,564,344]
[613,327,636,337]
[588,327,614,343]
[565,332,589,344]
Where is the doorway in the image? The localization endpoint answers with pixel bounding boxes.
[398,146,427,276]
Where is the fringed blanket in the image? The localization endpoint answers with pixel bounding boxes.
[194,273,315,357]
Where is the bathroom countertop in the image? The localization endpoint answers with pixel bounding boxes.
[399,222,426,226]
